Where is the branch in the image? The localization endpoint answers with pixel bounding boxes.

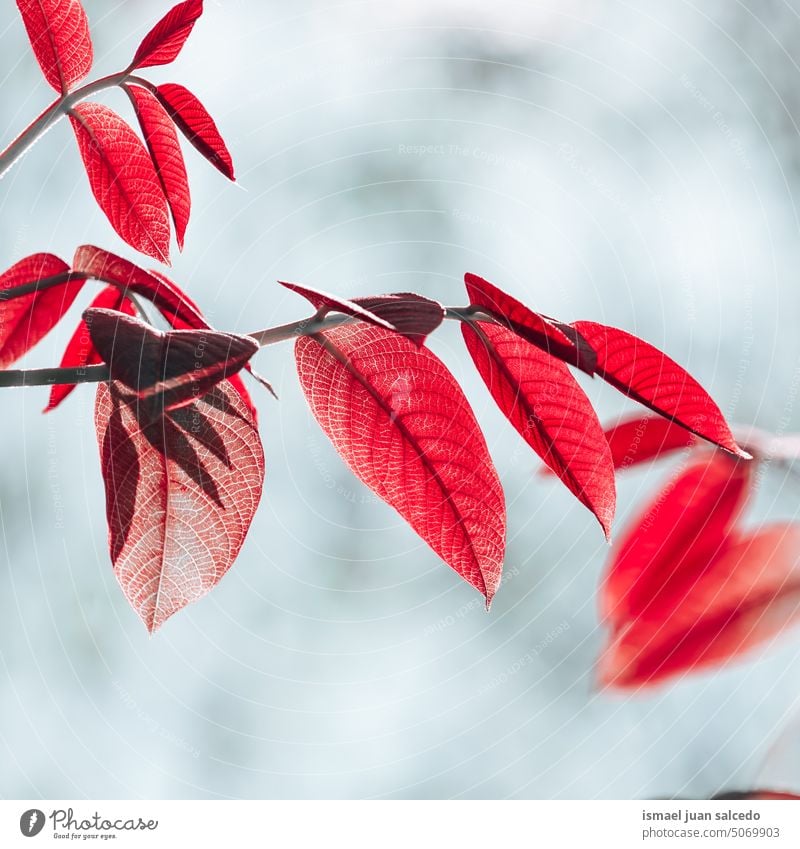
[0,364,108,388]
[0,71,131,179]
[0,306,487,389]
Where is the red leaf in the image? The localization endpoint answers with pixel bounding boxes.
[72,246,204,329]
[0,253,84,368]
[572,320,747,457]
[46,286,135,411]
[464,273,595,372]
[601,452,751,630]
[599,523,800,688]
[155,83,234,180]
[126,85,191,250]
[604,413,698,470]
[96,379,264,632]
[352,293,445,346]
[69,103,171,263]
[85,308,257,415]
[296,324,506,602]
[713,791,800,801]
[16,0,93,94]
[129,0,203,70]
[463,320,615,538]
[72,247,264,414]
[279,280,395,331]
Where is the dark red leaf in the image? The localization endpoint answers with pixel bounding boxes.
[46,286,135,411]
[96,378,264,632]
[155,83,234,180]
[600,523,800,688]
[126,85,191,250]
[601,452,751,631]
[16,0,93,93]
[464,273,594,373]
[0,253,84,368]
[129,0,203,70]
[296,323,506,602]
[72,247,264,414]
[85,308,257,415]
[279,280,395,331]
[69,103,171,263]
[604,413,698,470]
[572,320,747,458]
[463,319,615,538]
[352,293,445,346]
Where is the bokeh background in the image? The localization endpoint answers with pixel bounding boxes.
[1,0,800,799]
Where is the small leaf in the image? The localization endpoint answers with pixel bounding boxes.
[46,286,135,411]
[463,319,615,537]
[96,379,264,632]
[155,83,234,180]
[601,452,751,630]
[352,293,445,346]
[16,0,93,93]
[129,0,203,70]
[85,308,257,415]
[296,323,506,602]
[464,273,594,372]
[0,253,84,368]
[600,522,800,688]
[572,320,748,457]
[69,103,171,263]
[126,85,191,250]
[603,413,698,470]
[279,280,395,331]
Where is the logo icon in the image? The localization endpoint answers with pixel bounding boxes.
[19,809,45,837]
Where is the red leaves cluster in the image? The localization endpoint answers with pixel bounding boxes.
[0,247,263,631]
[15,0,233,262]
[599,414,800,689]
[1,244,762,639]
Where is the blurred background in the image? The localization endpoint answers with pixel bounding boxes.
[1,0,800,799]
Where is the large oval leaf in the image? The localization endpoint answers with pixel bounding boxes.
[16,0,93,93]
[572,320,747,457]
[601,451,751,629]
[0,252,84,368]
[463,319,615,538]
[600,523,800,688]
[96,379,264,632]
[69,103,171,263]
[295,323,506,602]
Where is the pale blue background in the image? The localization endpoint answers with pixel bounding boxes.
[1,0,799,798]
